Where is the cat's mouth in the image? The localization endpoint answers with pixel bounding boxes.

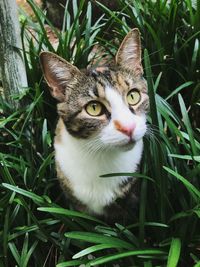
[99,134,141,151]
[116,139,136,151]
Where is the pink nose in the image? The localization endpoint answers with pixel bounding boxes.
[114,120,136,137]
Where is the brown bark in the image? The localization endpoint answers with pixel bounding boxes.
[0,0,28,108]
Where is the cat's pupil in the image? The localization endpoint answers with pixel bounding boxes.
[92,104,97,110]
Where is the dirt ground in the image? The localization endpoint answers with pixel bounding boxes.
[16,0,42,16]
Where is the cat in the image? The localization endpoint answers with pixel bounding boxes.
[40,28,149,223]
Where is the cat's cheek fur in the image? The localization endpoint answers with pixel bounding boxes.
[132,114,147,141]
[100,86,147,146]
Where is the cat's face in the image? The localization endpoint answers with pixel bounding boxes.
[40,29,149,150]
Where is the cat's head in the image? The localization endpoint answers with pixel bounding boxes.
[40,28,149,150]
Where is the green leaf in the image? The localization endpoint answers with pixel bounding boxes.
[169,210,195,222]
[166,82,193,100]
[56,260,87,267]
[22,240,38,267]
[178,94,197,156]
[8,219,59,241]
[3,206,10,264]
[73,244,121,259]
[88,249,166,266]
[139,179,147,246]
[65,231,133,249]
[27,0,55,52]
[20,233,29,266]
[144,261,153,267]
[144,49,159,127]
[194,261,200,267]
[154,72,163,92]
[166,238,181,267]
[168,154,200,162]
[38,207,104,224]
[163,166,200,201]
[193,209,200,218]
[2,183,45,204]
[8,242,20,265]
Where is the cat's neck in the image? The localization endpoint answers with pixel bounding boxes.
[54,118,143,214]
[55,118,143,179]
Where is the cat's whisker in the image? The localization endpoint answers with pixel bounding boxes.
[145,125,162,146]
[82,138,105,157]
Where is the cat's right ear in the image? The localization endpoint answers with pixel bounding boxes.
[115,28,143,76]
[40,52,82,102]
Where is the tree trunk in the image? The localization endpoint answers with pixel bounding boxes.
[0,0,28,108]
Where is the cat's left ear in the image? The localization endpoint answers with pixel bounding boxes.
[40,52,82,102]
[115,28,143,75]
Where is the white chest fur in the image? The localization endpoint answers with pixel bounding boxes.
[55,122,143,215]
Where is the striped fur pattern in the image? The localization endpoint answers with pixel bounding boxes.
[40,29,149,222]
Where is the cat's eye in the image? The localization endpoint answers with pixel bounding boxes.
[85,101,104,116]
[127,89,141,106]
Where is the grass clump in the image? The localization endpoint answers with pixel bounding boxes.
[0,0,200,266]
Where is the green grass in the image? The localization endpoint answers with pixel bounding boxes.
[0,0,200,266]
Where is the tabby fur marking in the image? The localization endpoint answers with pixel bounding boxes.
[40,28,149,222]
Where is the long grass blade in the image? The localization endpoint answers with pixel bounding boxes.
[166,238,181,267]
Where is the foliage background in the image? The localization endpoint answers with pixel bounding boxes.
[0,0,200,266]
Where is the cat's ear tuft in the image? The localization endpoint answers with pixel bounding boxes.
[40,52,82,102]
[115,28,143,75]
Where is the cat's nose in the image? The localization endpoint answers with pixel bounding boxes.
[114,120,136,137]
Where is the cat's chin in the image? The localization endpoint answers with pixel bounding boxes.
[99,137,140,152]
[114,140,136,151]
[122,142,136,151]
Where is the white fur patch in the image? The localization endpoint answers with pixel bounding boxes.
[55,86,146,215]
[55,129,143,214]
[100,86,147,146]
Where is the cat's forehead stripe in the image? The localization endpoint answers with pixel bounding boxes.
[96,81,106,98]
[92,85,99,97]
[115,73,129,92]
[90,70,130,96]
